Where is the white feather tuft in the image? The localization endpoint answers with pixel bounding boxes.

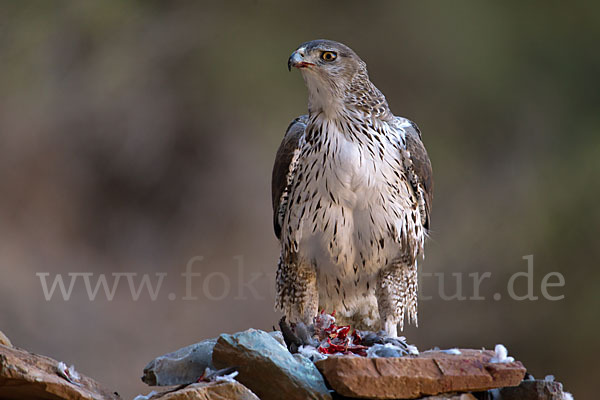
[490,344,514,363]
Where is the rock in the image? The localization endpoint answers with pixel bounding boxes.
[0,344,119,400]
[332,391,478,399]
[143,338,217,386]
[0,330,12,347]
[212,328,331,400]
[418,394,477,400]
[268,330,286,348]
[142,332,284,387]
[487,379,567,399]
[138,381,260,400]
[315,349,526,399]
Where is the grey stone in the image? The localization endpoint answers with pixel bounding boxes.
[212,328,331,400]
[141,332,284,387]
[488,379,567,399]
[142,338,217,386]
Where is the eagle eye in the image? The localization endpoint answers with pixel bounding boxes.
[321,51,337,62]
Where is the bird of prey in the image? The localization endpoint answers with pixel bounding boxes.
[272,39,432,337]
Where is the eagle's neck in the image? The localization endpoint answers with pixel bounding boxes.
[305,72,393,124]
[304,75,344,118]
[345,74,393,121]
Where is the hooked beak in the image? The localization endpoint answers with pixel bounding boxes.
[288,50,314,71]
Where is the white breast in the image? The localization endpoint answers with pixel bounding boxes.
[282,115,423,321]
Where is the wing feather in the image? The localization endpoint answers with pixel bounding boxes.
[271,115,307,239]
[403,120,433,230]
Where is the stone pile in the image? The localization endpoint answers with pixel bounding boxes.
[139,328,573,399]
[0,328,573,400]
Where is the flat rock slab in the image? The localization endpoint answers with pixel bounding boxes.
[0,344,119,400]
[316,349,526,399]
[144,381,260,400]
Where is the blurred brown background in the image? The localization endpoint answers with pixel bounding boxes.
[0,1,598,398]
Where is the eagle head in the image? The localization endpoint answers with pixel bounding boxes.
[288,39,367,116]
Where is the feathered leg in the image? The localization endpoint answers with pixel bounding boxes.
[376,258,418,337]
[276,256,318,325]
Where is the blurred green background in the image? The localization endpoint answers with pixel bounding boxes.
[0,1,598,398]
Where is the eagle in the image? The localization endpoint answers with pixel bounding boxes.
[272,39,433,337]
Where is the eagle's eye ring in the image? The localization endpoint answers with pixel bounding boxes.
[321,51,337,62]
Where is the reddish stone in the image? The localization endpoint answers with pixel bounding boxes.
[315,349,526,399]
[150,381,260,400]
[0,331,11,347]
[0,344,119,400]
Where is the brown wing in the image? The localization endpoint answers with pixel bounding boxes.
[272,115,307,239]
[404,120,433,230]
